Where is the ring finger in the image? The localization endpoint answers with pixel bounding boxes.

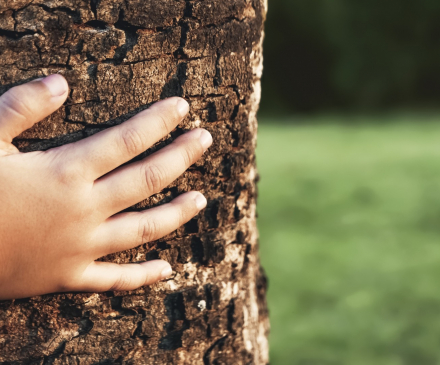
[91,191,207,257]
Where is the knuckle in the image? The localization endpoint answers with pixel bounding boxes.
[142,163,165,194]
[181,142,199,166]
[53,158,82,185]
[177,206,189,227]
[119,127,144,157]
[51,145,92,184]
[138,216,158,243]
[55,162,76,180]
[155,110,172,135]
[1,87,34,121]
[110,272,132,291]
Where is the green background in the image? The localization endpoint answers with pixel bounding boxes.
[257,118,440,364]
[257,2,440,363]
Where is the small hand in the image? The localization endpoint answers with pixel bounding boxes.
[0,74,212,300]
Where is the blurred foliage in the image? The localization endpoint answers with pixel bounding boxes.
[257,118,440,364]
[261,0,440,114]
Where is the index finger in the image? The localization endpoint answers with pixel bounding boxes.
[60,97,189,181]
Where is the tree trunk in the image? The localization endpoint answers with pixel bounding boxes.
[0,1,268,363]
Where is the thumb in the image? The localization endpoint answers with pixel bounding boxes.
[0,74,68,145]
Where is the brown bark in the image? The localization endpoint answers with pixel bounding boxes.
[0,1,269,363]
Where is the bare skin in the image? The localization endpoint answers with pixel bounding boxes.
[0,74,212,300]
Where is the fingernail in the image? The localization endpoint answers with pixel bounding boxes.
[195,193,207,210]
[41,74,68,97]
[199,129,213,151]
[177,98,189,117]
[161,266,173,280]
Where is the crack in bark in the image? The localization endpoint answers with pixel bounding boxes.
[159,292,189,350]
[0,28,38,39]
[90,0,99,20]
[42,341,66,365]
[203,335,228,365]
[173,0,192,59]
[37,4,81,23]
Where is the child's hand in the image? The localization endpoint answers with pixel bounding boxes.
[0,74,212,300]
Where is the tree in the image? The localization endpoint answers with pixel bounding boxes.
[0,0,268,363]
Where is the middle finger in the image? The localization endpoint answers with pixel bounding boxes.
[93,128,212,215]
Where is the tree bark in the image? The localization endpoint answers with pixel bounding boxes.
[0,1,268,364]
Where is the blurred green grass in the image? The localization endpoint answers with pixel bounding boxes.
[257,117,440,365]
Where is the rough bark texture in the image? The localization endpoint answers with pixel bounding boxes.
[0,1,268,363]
